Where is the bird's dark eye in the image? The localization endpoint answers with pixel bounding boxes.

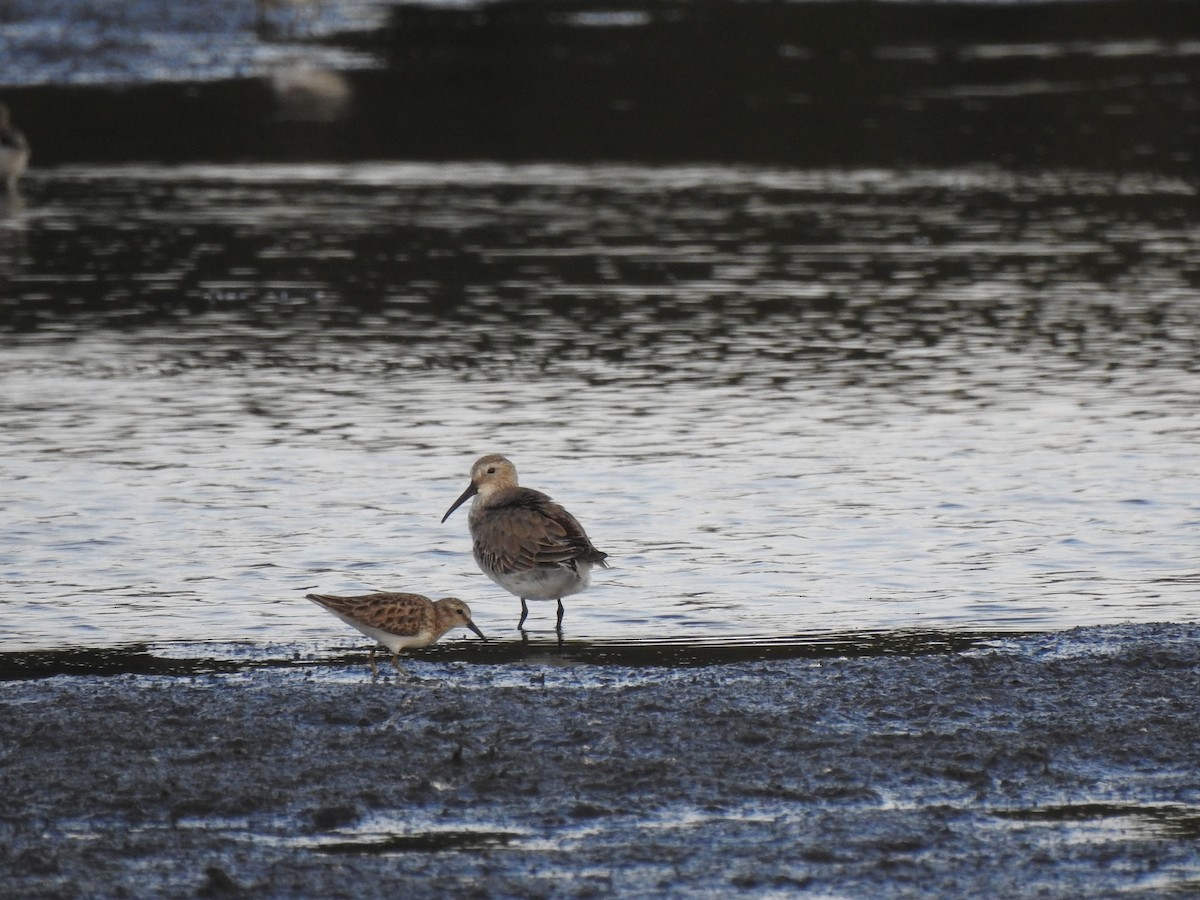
[487,467,496,474]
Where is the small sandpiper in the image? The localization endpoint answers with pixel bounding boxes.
[441,454,609,631]
[0,102,30,192]
[306,592,486,677]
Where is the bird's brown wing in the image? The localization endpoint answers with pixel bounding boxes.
[306,592,433,636]
[474,489,609,575]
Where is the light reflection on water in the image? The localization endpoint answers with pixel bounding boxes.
[1,163,1198,656]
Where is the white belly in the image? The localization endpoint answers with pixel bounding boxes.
[484,562,592,601]
[328,610,434,652]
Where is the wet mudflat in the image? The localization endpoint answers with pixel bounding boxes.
[3,623,1199,898]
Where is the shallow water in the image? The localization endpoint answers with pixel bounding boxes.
[2,0,1199,663]
[2,162,1198,658]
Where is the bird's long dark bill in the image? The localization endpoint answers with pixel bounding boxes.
[467,621,488,641]
[441,482,478,523]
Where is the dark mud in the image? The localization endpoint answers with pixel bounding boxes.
[2,624,1199,898]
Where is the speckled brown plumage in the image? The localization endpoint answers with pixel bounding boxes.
[306,592,486,677]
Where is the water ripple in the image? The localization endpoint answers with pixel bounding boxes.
[1,163,1198,654]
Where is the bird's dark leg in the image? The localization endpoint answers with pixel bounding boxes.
[368,648,379,680]
[518,597,529,630]
[391,652,407,678]
[556,598,565,630]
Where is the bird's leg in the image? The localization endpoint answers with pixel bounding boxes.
[556,598,565,630]
[368,648,379,680]
[391,652,408,678]
[518,597,529,630]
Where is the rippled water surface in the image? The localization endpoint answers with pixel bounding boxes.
[2,161,1197,658]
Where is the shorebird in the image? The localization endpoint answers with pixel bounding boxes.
[306,592,486,677]
[441,454,609,631]
[0,102,29,192]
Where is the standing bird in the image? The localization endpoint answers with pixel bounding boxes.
[306,592,486,677]
[0,102,29,193]
[441,454,609,631]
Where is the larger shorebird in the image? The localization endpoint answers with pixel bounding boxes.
[441,454,609,630]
